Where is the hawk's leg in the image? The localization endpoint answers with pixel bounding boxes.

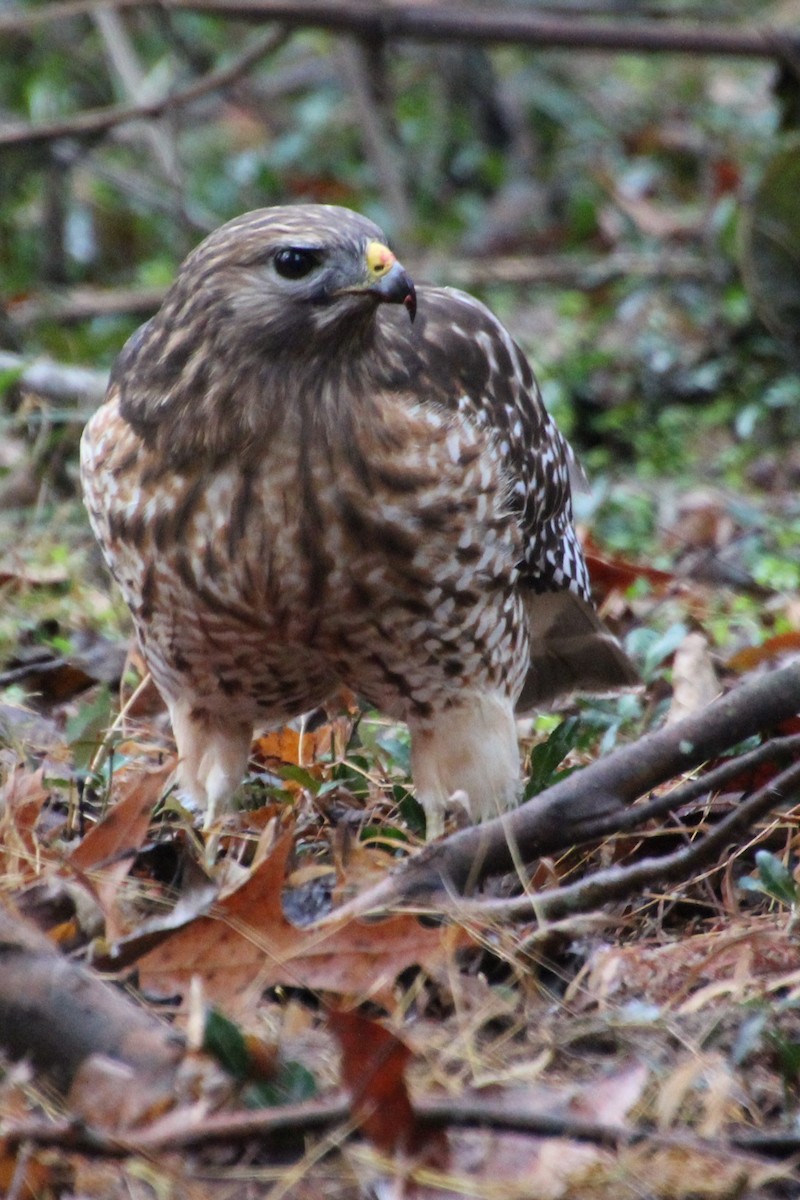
[168,698,253,829]
[409,691,520,839]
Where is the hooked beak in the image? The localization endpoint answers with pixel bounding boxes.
[336,240,417,321]
[367,256,417,322]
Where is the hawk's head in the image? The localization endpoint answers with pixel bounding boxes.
[114,206,418,459]
[173,205,415,347]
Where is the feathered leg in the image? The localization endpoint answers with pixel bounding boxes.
[409,690,520,838]
[168,698,253,828]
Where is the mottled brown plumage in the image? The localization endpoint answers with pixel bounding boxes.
[81,205,637,836]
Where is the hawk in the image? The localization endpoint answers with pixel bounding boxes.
[81,205,637,837]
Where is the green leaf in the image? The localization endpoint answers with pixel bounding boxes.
[65,686,112,774]
[203,1008,250,1080]
[525,716,582,799]
[246,1060,317,1108]
[396,786,426,836]
[766,1029,800,1085]
[756,850,799,907]
[375,732,411,776]
[0,363,25,397]
[279,764,322,794]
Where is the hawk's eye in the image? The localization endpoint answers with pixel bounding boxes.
[274,247,320,280]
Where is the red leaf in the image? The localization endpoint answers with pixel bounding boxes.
[329,1009,430,1157]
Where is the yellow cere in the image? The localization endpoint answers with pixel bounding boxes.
[365,241,396,279]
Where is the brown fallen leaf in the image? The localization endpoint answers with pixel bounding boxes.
[0,766,48,886]
[330,1010,421,1155]
[68,763,174,939]
[666,632,720,724]
[66,1053,176,1133]
[727,630,800,673]
[571,916,800,1013]
[582,544,675,596]
[333,1009,449,1200]
[133,832,471,1013]
[253,725,333,768]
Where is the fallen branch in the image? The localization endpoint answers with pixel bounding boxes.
[0,351,108,408]
[325,663,800,917]
[8,251,721,332]
[459,756,800,922]
[8,286,167,332]
[0,904,183,1092]
[3,1087,792,1171]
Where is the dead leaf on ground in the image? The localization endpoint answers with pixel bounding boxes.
[66,1053,176,1133]
[727,630,800,673]
[253,725,333,768]
[0,765,48,886]
[130,832,472,1014]
[0,700,63,751]
[0,631,128,705]
[582,545,675,597]
[330,1009,443,1159]
[666,632,720,724]
[571,916,800,1012]
[68,761,174,938]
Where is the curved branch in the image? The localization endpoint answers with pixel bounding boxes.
[0,906,182,1092]
[326,663,800,915]
[458,756,800,921]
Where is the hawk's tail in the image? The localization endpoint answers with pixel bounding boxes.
[517,590,640,712]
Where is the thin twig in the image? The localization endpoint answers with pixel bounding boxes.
[0,26,288,148]
[93,6,181,185]
[551,732,800,846]
[88,671,155,779]
[336,36,413,239]
[3,1091,795,1170]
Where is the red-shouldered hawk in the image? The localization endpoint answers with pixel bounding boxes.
[81,205,637,837]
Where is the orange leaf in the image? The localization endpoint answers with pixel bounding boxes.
[726,631,800,673]
[583,547,674,596]
[68,763,173,928]
[0,766,48,883]
[253,726,332,767]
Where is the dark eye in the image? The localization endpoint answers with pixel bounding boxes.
[273,247,320,280]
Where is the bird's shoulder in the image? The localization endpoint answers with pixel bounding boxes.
[379,284,587,598]
[379,284,554,452]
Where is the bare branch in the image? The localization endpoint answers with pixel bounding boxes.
[0,907,182,1091]
[3,1086,792,1170]
[0,351,108,408]
[458,756,800,921]
[324,663,800,916]
[1,2,797,61]
[9,250,721,336]
[0,25,288,148]
[336,36,414,239]
[93,6,182,186]
[8,287,167,332]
